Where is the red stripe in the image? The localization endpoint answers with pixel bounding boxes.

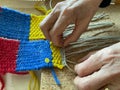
[11,72,28,75]
[0,38,20,74]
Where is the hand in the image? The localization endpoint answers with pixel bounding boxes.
[74,42,120,90]
[40,0,102,47]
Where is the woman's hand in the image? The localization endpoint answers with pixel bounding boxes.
[74,42,120,90]
[40,0,102,47]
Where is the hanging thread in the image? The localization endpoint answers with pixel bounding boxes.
[28,71,40,90]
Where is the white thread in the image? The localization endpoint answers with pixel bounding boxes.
[49,0,53,9]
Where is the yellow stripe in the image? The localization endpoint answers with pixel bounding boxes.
[28,71,40,90]
[29,14,64,69]
[29,14,46,40]
[50,43,64,69]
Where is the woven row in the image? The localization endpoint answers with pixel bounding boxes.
[0,38,53,72]
[0,7,64,73]
[16,40,52,71]
[0,7,46,40]
[0,38,19,73]
[0,7,30,40]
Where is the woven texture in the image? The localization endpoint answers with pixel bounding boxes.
[29,14,64,69]
[0,7,30,40]
[29,14,45,40]
[0,38,19,74]
[0,7,64,73]
[50,43,64,69]
[16,40,52,71]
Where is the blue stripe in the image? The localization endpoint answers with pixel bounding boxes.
[0,7,30,40]
[51,68,61,86]
[16,40,53,71]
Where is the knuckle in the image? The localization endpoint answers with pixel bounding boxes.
[104,48,114,55]
[74,79,91,90]
[52,2,65,16]
[74,65,85,76]
[67,34,79,44]
[55,2,64,8]
[52,7,60,15]
[62,8,73,17]
[55,3,61,7]
[95,48,115,63]
[79,83,91,90]
[52,9,60,16]
[72,37,78,42]
[39,22,45,31]
[79,81,92,90]
[53,42,60,47]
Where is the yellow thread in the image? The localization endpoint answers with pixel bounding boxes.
[34,2,47,14]
[28,71,40,90]
[45,58,50,63]
[34,2,51,15]
[29,14,46,40]
[50,43,64,69]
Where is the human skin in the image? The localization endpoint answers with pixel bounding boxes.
[74,42,120,90]
[40,0,120,90]
[40,0,103,47]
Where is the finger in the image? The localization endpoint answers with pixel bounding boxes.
[49,9,72,47]
[74,69,111,90]
[40,9,60,40]
[75,52,120,77]
[78,51,97,63]
[75,53,103,77]
[64,17,90,47]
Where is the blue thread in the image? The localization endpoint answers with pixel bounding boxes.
[0,7,30,40]
[51,68,61,86]
[16,40,53,71]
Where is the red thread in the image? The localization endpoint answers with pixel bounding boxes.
[11,72,28,75]
[0,38,20,74]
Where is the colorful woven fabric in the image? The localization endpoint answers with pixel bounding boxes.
[0,7,64,73]
[0,37,53,72]
[0,7,30,40]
